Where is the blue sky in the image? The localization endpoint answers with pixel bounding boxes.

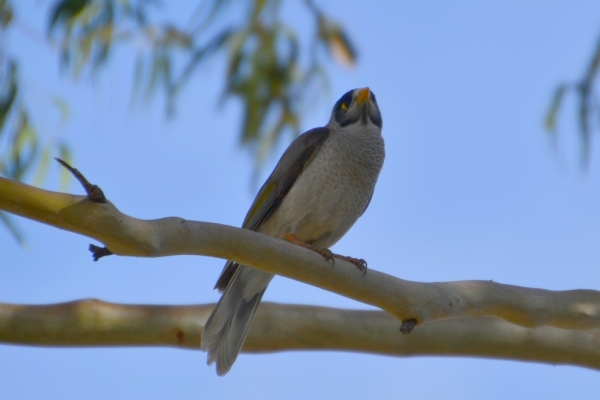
[2,1,600,399]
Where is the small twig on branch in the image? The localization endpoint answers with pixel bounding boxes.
[400,318,417,334]
[55,158,107,203]
[89,244,113,261]
[55,159,112,259]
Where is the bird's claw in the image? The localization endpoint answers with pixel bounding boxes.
[349,257,368,276]
[333,255,368,276]
[284,233,367,274]
[314,247,335,267]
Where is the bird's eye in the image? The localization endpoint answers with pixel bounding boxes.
[335,90,354,113]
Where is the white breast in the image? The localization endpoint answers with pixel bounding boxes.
[259,124,385,248]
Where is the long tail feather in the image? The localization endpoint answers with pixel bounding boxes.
[201,266,268,376]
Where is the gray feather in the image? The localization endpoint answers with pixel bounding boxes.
[201,266,267,376]
[213,127,330,292]
[244,127,331,232]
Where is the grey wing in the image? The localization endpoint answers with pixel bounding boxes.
[214,127,330,291]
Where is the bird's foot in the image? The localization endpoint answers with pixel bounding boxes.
[313,247,334,263]
[333,254,368,275]
[284,234,367,275]
[284,234,329,260]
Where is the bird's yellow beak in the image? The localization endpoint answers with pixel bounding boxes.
[356,87,371,106]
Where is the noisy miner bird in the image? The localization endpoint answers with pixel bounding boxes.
[201,87,385,376]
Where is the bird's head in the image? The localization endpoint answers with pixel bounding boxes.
[329,87,382,129]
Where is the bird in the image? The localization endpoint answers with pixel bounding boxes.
[201,87,385,376]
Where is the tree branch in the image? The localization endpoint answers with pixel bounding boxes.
[2,175,600,332]
[1,300,599,370]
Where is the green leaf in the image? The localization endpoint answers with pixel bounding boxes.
[318,18,357,67]
[50,96,70,124]
[48,0,89,32]
[328,28,357,67]
[0,61,17,131]
[544,84,567,132]
[0,0,14,29]
[0,211,24,246]
[32,147,51,187]
[130,53,146,106]
[10,112,38,180]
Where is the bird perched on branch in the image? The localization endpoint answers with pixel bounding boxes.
[201,87,385,376]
